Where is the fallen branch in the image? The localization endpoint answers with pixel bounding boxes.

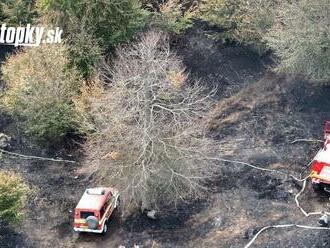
[291,139,323,144]
[0,148,76,164]
[244,224,330,248]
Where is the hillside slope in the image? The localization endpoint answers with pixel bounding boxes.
[1,32,330,247]
[204,73,330,247]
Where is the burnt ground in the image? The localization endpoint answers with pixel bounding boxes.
[174,24,272,99]
[1,29,330,247]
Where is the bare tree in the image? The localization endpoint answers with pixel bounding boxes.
[85,31,218,211]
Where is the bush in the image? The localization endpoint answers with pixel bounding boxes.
[233,0,277,52]
[151,0,197,34]
[265,0,330,80]
[37,0,150,78]
[1,44,83,144]
[38,0,149,47]
[65,18,103,79]
[0,171,28,225]
[0,0,37,25]
[85,31,218,211]
[198,0,240,32]
[198,0,276,51]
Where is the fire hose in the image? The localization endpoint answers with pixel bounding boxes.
[208,154,330,248]
[244,224,330,248]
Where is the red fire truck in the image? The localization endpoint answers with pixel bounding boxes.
[311,121,330,192]
[73,187,120,233]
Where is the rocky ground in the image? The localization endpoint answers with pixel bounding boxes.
[1,28,330,247]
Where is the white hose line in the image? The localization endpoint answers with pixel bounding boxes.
[209,156,330,247]
[210,156,330,216]
[211,156,330,214]
[244,174,330,248]
[294,179,330,217]
[244,224,330,248]
[244,180,330,248]
[0,148,76,163]
[209,157,308,182]
[210,157,320,215]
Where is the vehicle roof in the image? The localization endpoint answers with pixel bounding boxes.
[75,187,112,211]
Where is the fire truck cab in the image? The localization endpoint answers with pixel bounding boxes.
[73,187,120,233]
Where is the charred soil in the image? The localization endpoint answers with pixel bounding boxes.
[1,29,330,247]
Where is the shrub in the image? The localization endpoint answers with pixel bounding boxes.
[198,0,276,52]
[265,0,330,80]
[85,31,218,211]
[233,0,277,52]
[151,0,197,34]
[37,0,150,78]
[0,171,28,225]
[65,18,103,79]
[0,0,37,25]
[1,44,83,144]
[38,0,149,46]
[198,0,240,32]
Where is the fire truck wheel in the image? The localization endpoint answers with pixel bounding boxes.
[103,221,108,234]
[312,183,324,193]
[116,196,121,209]
[113,197,122,221]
